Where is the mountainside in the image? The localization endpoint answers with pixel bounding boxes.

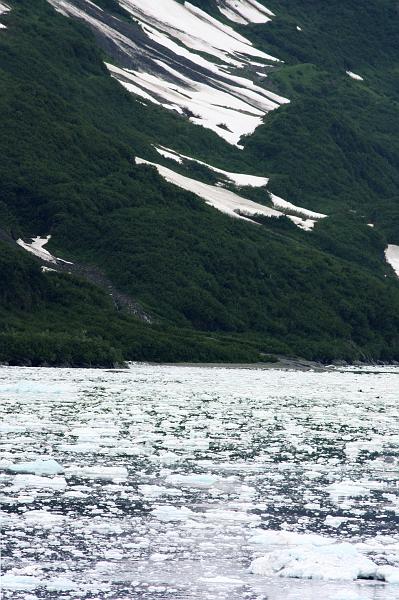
[1,0,399,366]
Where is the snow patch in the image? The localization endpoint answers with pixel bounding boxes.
[109,61,285,146]
[120,0,278,65]
[270,193,326,221]
[0,0,9,26]
[135,157,320,230]
[17,235,73,265]
[385,244,399,277]
[216,0,274,25]
[155,146,269,187]
[48,0,288,144]
[346,71,364,81]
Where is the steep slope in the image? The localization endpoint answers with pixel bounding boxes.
[1,0,399,365]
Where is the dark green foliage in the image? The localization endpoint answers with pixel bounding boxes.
[1,0,399,365]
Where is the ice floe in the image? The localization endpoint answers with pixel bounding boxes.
[1,365,399,599]
[66,465,129,480]
[250,538,399,582]
[10,474,67,491]
[165,473,220,488]
[152,505,194,521]
[7,458,64,476]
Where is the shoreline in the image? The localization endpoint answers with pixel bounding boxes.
[1,357,397,372]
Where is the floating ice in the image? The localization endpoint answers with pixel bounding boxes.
[10,474,67,491]
[2,365,399,599]
[24,509,64,528]
[7,458,64,476]
[151,505,194,522]
[250,530,334,547]
[165,473,220,488]
[0,575,42,590]
[205,509,261,523]
[327,479,376,500]
[45,578,79,591]
[324,515,350,528]
[66,465,128,480]
[250,541,381,580]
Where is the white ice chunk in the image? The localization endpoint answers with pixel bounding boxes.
[24,510,64,528]
[7,458,64,476]
[165,473,220,488]
[46,578,79,592]
[250,541,382,581]
[250,530,334,547]
[10,474,67,491]
[151,505,194,521]
[205,509,261,523]
[0,575,42,590]
[66,465,128,480]
[327,479,375,500]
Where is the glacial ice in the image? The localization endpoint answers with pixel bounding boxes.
[1,364,399,600]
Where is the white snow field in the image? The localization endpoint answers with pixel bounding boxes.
[1,364,399,599]
[136,157,324,230]
[47,0,289,145]
[385,244,399,277]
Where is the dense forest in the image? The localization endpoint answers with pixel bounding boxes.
[1,0,399,366]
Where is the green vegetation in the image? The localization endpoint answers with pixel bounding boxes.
[1,0,399,366]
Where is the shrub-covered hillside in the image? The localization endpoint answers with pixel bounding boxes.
[1,0,399,365]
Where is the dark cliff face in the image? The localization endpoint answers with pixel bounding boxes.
[1,0,399,366]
